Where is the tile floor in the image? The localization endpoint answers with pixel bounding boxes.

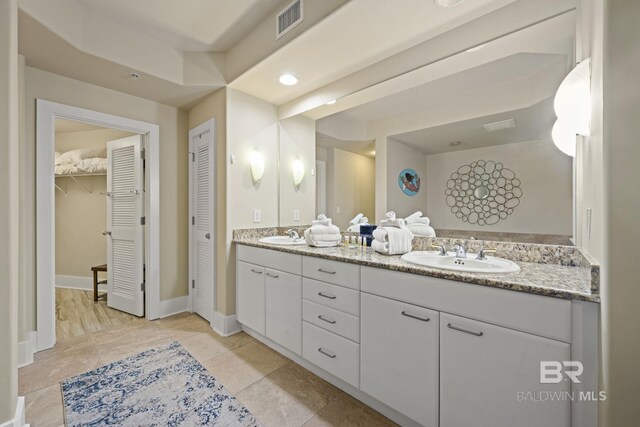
[22,301,396,426]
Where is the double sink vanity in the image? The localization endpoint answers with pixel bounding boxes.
[234,230,599,427]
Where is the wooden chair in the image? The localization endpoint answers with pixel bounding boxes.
[91,264,108,302]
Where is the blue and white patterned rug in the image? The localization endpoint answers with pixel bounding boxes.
[62,341,261,426]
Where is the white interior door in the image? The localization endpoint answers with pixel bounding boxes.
[189,121,215,323]
[316,160,327,216]
[106,135,145,316]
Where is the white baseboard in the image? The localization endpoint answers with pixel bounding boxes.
[158,296,189,318]
[212,312,242,337]
[0,396,27,427]
[55,275,93,291]
[17,332,37,368]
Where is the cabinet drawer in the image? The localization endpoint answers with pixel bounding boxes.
[303,321,359,388]
[237,245,302,275]
[303,257,360,289]
[303,278,360,316]
[303,300,360,343]
[361,266,572,342]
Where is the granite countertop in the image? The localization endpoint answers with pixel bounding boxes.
[233,237,599,303]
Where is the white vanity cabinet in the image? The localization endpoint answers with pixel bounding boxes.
[360,292,439,427]
[265,268,302,355]
[236,261,266,335]
[440,313,571,427]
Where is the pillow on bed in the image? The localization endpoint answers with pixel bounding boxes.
[55,148,107,165]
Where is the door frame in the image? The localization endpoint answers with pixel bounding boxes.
[188,119,216,321]
[36,99,160,351]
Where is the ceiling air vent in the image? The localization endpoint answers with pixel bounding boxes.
[277,0,303,39]
[483,119,516,132]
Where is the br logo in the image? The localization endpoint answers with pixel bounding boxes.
[540,361,584,384]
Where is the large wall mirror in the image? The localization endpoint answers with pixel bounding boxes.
[279,11,577,245]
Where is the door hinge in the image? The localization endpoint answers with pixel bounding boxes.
[141,282,145,292]
[140,216,146,225]
[192,279,195,289]
[140,149,145,159]
[191,152,195,162]
[192,216,195,226]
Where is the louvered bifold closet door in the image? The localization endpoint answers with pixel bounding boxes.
[192,130,214,322]
[106,135,145,316]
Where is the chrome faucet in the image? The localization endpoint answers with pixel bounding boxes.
[430,244,448,256]
[452,244,467,259]
[286,229,300,240]
[476,246,497,261]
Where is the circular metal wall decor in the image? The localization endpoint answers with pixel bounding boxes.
[445,160,522,226]
[398,168,421,196]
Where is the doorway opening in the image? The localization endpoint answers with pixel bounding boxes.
[36,100,160,351]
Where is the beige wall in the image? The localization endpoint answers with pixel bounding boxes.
[386,138,427,219]
[426,139,573,235]
[600,0,640,425]
[0,0,19,421]
[188,88,228,316]
[326,147,375,230]
[21,66,189,338]
[55,127,133,152]
[279,115,316,226]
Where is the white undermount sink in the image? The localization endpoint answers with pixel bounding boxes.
[259,235,307,245]
[401,251,520,274]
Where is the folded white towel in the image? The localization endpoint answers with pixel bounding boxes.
[380,218,406,228]
[405,223,436,237]
[304,228,341,247]
[312,214,332,226]
[349,213,364,226]
[309,223,340,235]
[404,211,423,223]
[371,227,413,255]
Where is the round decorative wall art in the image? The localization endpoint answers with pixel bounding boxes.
[445,160,522,226]
[398,168,421,196]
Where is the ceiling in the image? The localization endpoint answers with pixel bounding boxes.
[391,96,556,155]
[73,0,282,52]
[316,133,375,158]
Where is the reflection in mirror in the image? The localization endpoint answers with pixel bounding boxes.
[308,12,576,245]
[315,133,375,231]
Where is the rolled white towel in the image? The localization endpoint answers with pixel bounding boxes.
[385,211,397,220]
[360,216,369,225]
[405,223,436,237]
[380,218,406,228]
[349,213,364,226]
[372,239,390,255]
[404,211,423,224]
[312,214,332,226]
[371,227,413,255]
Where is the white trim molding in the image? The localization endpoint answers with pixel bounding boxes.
[55,275,93,291]
[212,312,242,337]
[0,397,27,427]
[36,99,160,352]
[17,332,37,368]
[158,296,189,318]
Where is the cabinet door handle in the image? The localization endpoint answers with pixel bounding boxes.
[318,315,336,324]
[266,272,279,278]
[401,311,430,322]
[318,268,336,275]
[447,323,484,337]
[250,269,263,275]
[318,292,336,300]
[318,347,336,358]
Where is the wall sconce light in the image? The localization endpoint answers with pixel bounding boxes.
[552,58,591,157]
[250,151,264,183]
[292,159,305,187]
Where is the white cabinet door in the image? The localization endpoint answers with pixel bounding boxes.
[360,293,439,427]
[266,268,302,355]
[236,261,265,335]
[440,313,571,427]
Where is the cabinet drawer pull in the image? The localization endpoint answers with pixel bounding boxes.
[401,311,430,322]
[318,315,336,324]
[318,347,336,358]
[266,272,279,278]
[318,268,336,275]
[250,269,263,275]
[447,323,484,337]
[318,292,337,300]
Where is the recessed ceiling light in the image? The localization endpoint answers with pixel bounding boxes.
[465,43,487,53]
[326,99,337,105]
[483,119,516,132]
[279,74,298,86]
[434,0,464,7]
[448,141,462,147]
[129,72,141,80]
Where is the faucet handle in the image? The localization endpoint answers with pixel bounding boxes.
[476,247,497,260]
[430,244,447,256]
